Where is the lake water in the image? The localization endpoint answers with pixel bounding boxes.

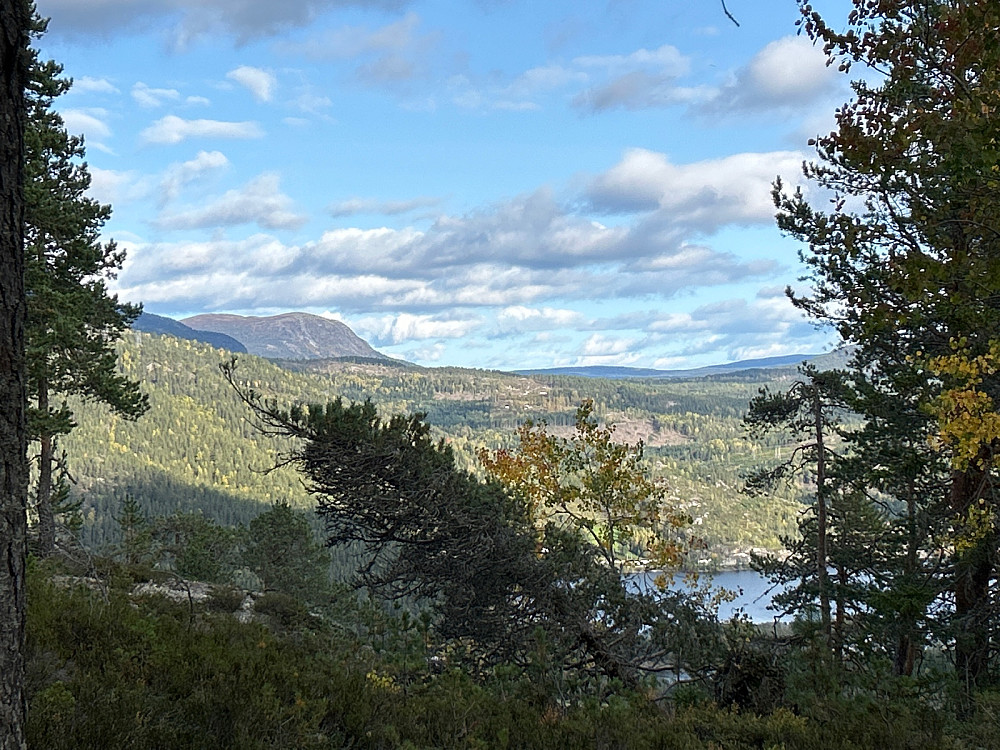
[631,569,790,623]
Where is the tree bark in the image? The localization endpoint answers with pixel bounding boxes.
[0,0,29,747]
[813,390,832,645]
[950,465,993,694]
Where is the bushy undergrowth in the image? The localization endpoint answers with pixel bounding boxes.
[25,559,995,750]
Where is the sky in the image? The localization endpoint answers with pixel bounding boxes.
[33,0,857,370]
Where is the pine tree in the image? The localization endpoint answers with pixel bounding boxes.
[775,0,1000,692]
[244,502,330,604]
[24,14,147,556]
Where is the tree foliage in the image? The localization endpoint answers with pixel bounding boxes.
[479,398,690,571]
[775,0,1000,690]
[24,13,146,556]
[222,361,723,690]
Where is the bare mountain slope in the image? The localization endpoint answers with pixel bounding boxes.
[181,312,387,361]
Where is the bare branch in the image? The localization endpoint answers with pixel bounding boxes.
[721,0,740,27]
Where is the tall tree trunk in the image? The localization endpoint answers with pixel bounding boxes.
[813,390,832,646]
[894,492,920,677]
[0,0,29,747]
[34,378,53,556]
[950,464,994,696]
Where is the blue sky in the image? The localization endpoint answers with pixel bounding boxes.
[34,0,854,370]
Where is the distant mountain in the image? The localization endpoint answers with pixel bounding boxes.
[181,312,387,361]
[132,313,247,353]
[516,351,850,379]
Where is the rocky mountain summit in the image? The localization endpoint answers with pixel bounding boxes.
[180,312,387,361]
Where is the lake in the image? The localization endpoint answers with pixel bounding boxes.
[630,569,790,623]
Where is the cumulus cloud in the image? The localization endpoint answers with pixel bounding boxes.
[644,293,825,363]
[87,167,152,206]
[227,65,277,102]
[581,333,640,357]
[587,147,807,230]
[158,150,230,204]
[453,42,693,113]
[132,82,182,108]
[352,312,482,344]
[328,195,441,217]
[36,0,411,45]
[496,306,585,333]
[154,173,307,230]
[571,44,691,113]
[72,76,119,95]
[117,188,773,315]
[701,35,840,116]
[141,115,264,144]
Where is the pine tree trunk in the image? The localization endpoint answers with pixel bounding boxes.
[0,0,29,746]
[950,464,994,696]
[34,380,54,556]
[813,391,832,645]
[894,493,919,677]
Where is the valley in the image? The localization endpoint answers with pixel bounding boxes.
[63,327,810,570]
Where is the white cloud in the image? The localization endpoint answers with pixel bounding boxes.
[587,148,807,231]
[451,42,692,114]
[227,65,277,103]
[281,12,439,86]
[496,306,585,333]
[132,82,181,108]
[158,150,230,204]
[581,333,639,357]
[287,12,422,60]
[702,35,841,115]
[72,76,119,95]
[154,173,307,230]
[353,312,482,344]
[141,115,264,144]
[328,195,440,217]
[87,167,151,205]
[60,108,111,140]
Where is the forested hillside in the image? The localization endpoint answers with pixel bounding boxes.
[62,331,805,564]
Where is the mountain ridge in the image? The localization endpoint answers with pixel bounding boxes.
[133,312,248,353]
[515,350,850,380]
[180,312,388,361]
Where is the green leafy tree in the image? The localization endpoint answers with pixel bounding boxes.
[24,14,146,556]
[479,398,689,573]
[153,513,240,583]
[775,0,1000,690]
